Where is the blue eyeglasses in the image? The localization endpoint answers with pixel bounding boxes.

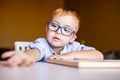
[47,22,76,36]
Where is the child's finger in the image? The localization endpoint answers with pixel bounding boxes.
[1,51,17,59]
[2,55,22,67]
[47,55,59,59]
[2,59,19,67]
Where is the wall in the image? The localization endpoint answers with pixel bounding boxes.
[65,0,120,51]
[0,0,120,51]
[0,0,64,49]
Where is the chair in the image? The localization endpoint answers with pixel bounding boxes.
[15,41,32,52]
[103,50,120,59]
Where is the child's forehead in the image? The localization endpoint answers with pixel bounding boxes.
[51,15,79,31]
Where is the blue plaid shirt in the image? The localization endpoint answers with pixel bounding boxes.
[28,38,95,61]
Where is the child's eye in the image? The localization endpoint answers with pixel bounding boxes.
[64,28,71,33]
[52,23,59,29]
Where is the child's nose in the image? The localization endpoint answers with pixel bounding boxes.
[56,28,61,35]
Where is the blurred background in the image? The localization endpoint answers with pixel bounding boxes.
[0,0,120,59]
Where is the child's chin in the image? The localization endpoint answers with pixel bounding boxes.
[51,44,63,48]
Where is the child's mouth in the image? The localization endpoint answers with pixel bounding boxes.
[53,37,60,40]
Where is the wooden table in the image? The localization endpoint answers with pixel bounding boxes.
[0,62,120,80]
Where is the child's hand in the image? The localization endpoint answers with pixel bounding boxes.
[1,51,35,67]
[47,52,78,60]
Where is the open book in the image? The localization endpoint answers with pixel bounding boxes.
[46,59,120,68]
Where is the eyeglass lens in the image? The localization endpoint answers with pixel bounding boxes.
[48,22,75,36]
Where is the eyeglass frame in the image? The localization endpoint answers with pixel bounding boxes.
[47,21,76,36]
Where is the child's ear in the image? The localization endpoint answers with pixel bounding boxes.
[70,35,77,42]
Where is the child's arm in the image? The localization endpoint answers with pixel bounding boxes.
[1,49,40,67]
[48,50,104,60]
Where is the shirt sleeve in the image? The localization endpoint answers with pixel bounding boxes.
[27,38,46,61]
[78,44,96,50]
[70,41,96,51]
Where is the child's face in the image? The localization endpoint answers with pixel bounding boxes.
[46,15,78,48]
